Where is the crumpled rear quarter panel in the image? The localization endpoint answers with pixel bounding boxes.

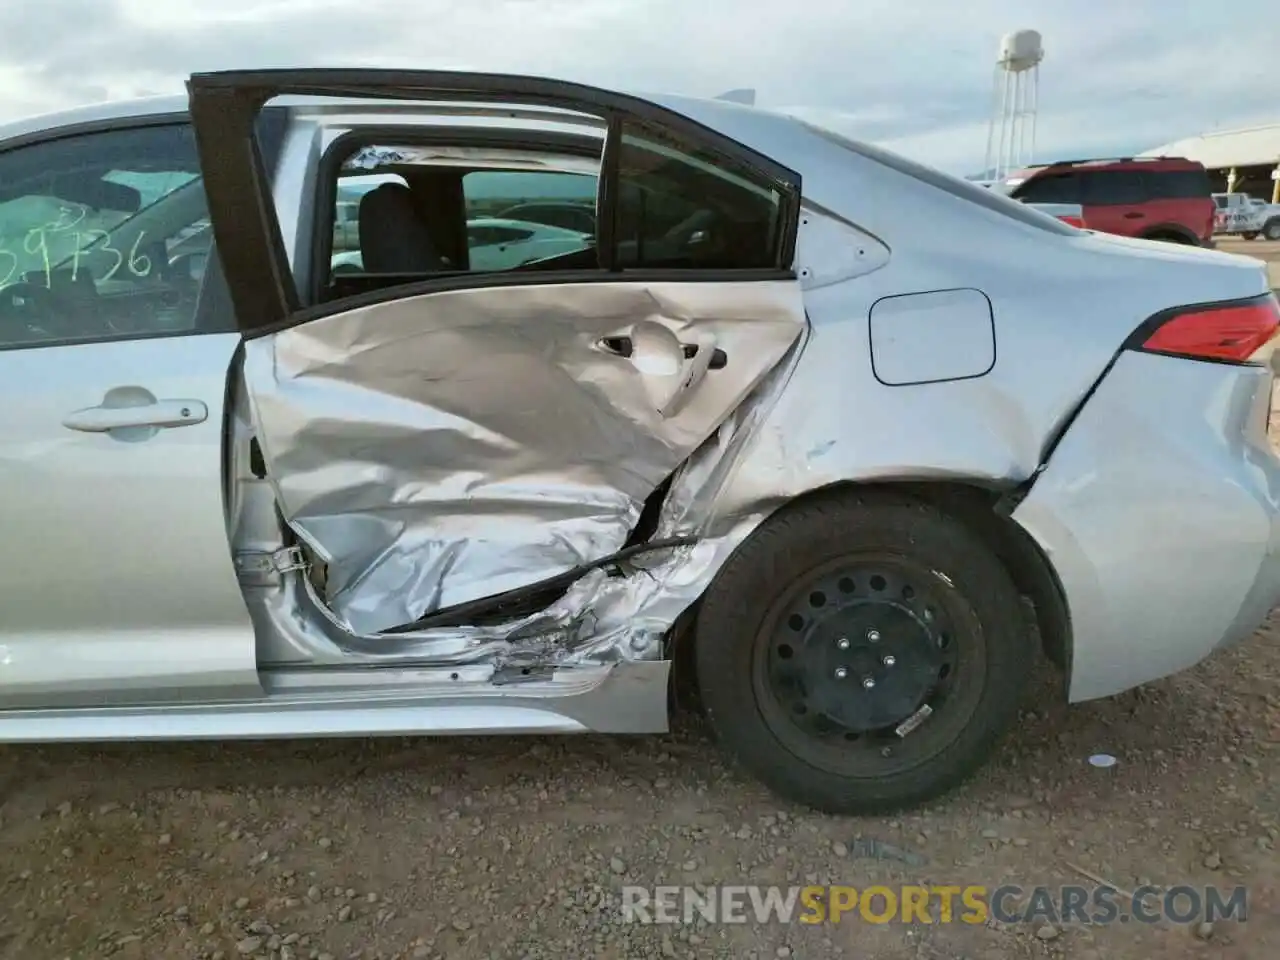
[1012,349,1280,701]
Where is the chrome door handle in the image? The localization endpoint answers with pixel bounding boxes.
[63,398,208,433]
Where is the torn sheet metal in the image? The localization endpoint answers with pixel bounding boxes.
[243,280,805,635]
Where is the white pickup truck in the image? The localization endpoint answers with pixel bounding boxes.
[1213,192,1280,240]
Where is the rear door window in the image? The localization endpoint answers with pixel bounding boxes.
[1082,171,1147,206]
[1149,169,1211,199]
[614,119,785,269]
[462,171,597,270]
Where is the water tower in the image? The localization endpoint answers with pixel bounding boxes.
[983,29,1044,180]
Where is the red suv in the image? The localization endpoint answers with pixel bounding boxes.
[1002,156,1215,246]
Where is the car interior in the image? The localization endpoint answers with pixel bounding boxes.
[0,152,214,344]
[316,124,784,304]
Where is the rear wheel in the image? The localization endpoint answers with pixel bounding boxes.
[1265,219,1280,241]
[694,490,1032,814]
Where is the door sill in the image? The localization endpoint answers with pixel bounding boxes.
[0,660,670,742]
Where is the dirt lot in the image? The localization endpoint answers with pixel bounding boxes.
[1,244,1279,960]
[1217,237,1280,287]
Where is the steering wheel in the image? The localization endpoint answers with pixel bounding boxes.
[0,282,59,344]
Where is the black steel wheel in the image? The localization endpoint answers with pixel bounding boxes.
[695,490,1033,814]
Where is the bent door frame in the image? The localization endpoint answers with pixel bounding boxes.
[184,68,803,336]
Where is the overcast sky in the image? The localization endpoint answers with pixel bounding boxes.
[2,0,1276,172]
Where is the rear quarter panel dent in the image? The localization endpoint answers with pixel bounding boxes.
[1011,350,1275,701]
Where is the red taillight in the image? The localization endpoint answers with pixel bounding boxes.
[1058,215,1087,229]
[1136,296,1280,363]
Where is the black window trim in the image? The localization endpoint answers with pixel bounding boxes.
[187,68,802,340]
[0,110,190,157]
[0,110,287,353]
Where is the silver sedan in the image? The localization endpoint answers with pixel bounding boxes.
[0,69,1277,814]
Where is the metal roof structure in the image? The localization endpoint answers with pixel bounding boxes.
[1140,122,1280,170]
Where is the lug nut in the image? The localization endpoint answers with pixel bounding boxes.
[882,655,896,667]
[834,666,849,679]
[862,677,876,689]
[866,629,881,642]
[837,637,851,650]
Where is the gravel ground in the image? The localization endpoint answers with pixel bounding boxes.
[0,645,1277,960]
[1,243,1279,960]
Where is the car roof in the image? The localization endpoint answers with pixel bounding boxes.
[0,83,812,164]
[0,95,191,143]
[1011,156,1206,180]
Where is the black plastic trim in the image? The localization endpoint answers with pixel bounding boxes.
[597,112,622,272]
[381,535,696,632]
[186,68,803,336]
[188,87,300,331]
[0,110,190,155]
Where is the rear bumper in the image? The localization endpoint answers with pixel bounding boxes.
[1012,350,1280,702]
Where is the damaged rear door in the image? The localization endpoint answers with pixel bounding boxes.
[188,69,807,636]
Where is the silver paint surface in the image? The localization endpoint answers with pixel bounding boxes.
[0,335,260,705]
[244,280,805,634]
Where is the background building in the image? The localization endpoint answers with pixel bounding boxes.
[1140,123,1280,200]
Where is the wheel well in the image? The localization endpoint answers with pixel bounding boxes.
[1141,226,1198,245]
[667,480,1072,710]
[885,481,1071,672]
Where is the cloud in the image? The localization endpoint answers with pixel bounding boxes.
[2,0,1276,172]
